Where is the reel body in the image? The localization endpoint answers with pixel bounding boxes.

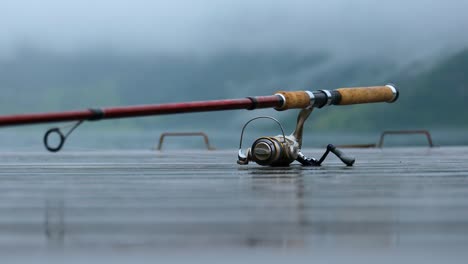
[244,136,298,166]
[237,108,355,167]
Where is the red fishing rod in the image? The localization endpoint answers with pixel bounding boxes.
[0,84,398,152]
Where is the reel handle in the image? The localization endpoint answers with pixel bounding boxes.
[298,144,355,167]
[328,144,355,166]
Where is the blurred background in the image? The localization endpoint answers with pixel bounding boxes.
[2,2,468,262]
[1,0,467,150]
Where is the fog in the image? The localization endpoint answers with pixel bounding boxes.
[1,0,468,59]
[1,0,467,135]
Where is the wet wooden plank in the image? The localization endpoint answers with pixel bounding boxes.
[0,147,467,251]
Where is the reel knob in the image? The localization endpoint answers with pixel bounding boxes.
[252,141,273,161]
[328,144,355,166]
[251,138,281,166]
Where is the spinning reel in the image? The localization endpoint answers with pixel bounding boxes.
[237,107,355,167]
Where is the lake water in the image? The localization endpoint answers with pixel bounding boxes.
[0,127,467,151]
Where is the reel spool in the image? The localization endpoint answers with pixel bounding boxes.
[237,109,355,167]
[237,116,298,166]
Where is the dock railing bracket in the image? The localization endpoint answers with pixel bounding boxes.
[156,132,215,151]
[377,130,434,148]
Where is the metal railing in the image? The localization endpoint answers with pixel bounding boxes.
[377,130,434,148]
[337,130,434,148]
[156,132,215,151]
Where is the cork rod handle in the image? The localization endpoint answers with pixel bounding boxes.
[336,85,398,105]
[275,84,398,110]
[274,91,311,110]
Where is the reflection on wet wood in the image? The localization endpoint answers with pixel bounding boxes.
[0,147,467,251]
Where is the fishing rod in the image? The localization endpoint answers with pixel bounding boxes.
[0,84,398,166]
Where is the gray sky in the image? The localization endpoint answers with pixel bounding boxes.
[1,0,468,58]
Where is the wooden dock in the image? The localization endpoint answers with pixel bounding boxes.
[0,146,468,256]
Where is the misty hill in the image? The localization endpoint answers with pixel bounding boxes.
[275,48,468,131]
[0,47,467,131]
[394,48,468,128]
